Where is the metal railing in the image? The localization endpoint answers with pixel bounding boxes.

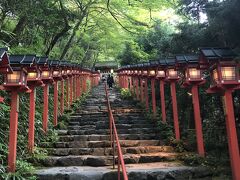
[104,83,128,180]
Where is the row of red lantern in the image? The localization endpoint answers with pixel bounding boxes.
[0,49,100,173]
[116,48,240,180]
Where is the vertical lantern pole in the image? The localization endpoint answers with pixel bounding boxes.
[70,76,73,105]
[160,80,166,122]
[60,80,64,115]
[136,78,139,100]
[151,78,156,117]
[43,84,49,133]
[83,75,87,92]
[53,81,58,126]
[170,81,180,140]
[129,76,133,93]
[140,78,144,102]
[28,87,36,153]
[223,90,240,180]
[191,85,205,156]
[144,78,149,111]
[79,76,82,97]
[8,91,19,172]
[66,78,69,109]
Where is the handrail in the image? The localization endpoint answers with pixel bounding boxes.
[104,83,128,180]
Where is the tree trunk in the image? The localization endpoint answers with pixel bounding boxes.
[45,23,71,56]
[59,20,82,60]
[10,16,28,45]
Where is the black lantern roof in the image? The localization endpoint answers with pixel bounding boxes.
[59,61,68,67]
[21,55,37,65]
[165,57,176,66]
[149,60,159,67]
[9,55,25,65]
[37,56,48,65]
[176,54,199,64]
[158,59,168,66]
[137,63,144,68]
[143,62,150,67]
[200,47,237,60]
[0,48,8,59]
[49,60,60,67]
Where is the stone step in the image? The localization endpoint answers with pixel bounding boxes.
[48,146,174,156]
[67,128,158,135]
[41,152,178,167]
[36,162,213,180]
[58,134,159,142]
[67,124,155,130]
[53,140,162,148]
[69,119,154,125]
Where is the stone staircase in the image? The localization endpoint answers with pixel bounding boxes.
[36,84,213,180]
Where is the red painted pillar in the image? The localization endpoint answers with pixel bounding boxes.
[43,84,49,133]
[191,85,205,157]
[125,76,129,89]
[223,90,240,180]
[66,78,69,109]
[28,87,36,153]
[60,80,64,115]
[79,76,82,97]
[151,78,156,117]
[8,91,19,172]
[140,78,144,102]
[82,76,86,93]
[160,80,166,123]
[73,76,76,101]
[129,77,133,93]
[170,81,180,140]
[53,81,58,126]
[70,76,73,105]
[136,78,139,100]
[144,78,149,111]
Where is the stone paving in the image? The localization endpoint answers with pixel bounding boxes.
[36,83,213,180]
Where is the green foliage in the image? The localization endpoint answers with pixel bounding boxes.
[156,121,174,143]
[120,88,132,100]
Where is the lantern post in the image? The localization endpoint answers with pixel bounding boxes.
[142,63,150,111]
[200,47,240,180]
[176,54,206,156]
[59,61,68,114]
[137,66,144,103]
[37,57,53,133]
[67,65,73,106]
[165,58,180,140]
[133,67,140,100]
[156,59,167,123]
[50,60,62,126]
[3,55,29,172]
[21,55,44,153]
[148,61,158,117]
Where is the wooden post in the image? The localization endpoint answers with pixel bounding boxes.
[136,77,139,100]
[191,85,205,156]
[43,84,49,133]
[70,76,73,105]
[151,78,156,117]
[53,81,58,126]
[8,91,19,172]
[28,87,36,153]
[223,90,240,180]
[66,78,69,109]
[170,81,180,140]
[60,80,64,114]
[144,78,149,111]
[160,80,166,122]
[140,78,144,102]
